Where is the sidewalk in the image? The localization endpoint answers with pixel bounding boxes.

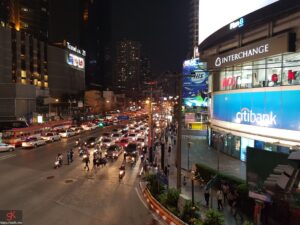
[165,131,246,225]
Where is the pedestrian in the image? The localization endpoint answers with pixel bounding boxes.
[84,156,90,171]
[70,148,74,162]
[233,190,243,221]
[222,182,230,204]
[168,145,171,154]
[67,150,71,165]
[92,156,98,171]
[217,188,223,210]
[204,187,210,207]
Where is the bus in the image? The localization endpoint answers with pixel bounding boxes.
[1,120,72,147]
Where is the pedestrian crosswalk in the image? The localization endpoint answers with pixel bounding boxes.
[0,154,16,161]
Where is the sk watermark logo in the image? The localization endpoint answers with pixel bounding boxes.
[0,210,23,225]
[235,108,277,126]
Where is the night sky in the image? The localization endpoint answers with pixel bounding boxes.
[111,0,190,75]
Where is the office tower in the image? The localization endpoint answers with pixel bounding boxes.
[114,40,142,96]
[188,0,199,58]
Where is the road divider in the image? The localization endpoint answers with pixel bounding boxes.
[139,182,188,225]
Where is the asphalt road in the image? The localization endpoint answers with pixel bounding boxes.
[0,126,161,225]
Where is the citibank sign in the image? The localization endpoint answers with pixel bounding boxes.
[236,108,277,126]
[215,44,269,67]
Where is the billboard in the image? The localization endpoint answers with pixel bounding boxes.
[67,53,85,70]
[182,58,208,107]
[213,90,300,131]
[198,0,279,45]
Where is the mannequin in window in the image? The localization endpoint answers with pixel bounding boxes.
[271,73,278,85]
[288,70,296,84]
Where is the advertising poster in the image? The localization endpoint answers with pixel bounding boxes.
[182,58,208,107]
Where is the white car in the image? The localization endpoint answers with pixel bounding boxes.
[127,133,138,141]
[41,132,61,142]
[81,123,98,131]
[111,133,122,142]
[59,129,76,138]
[100,138,113,149]
[136,137,146,148]
[22,137,46,148]
[0,143,15,152]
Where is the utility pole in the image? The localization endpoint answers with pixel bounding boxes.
[176,73,183,190]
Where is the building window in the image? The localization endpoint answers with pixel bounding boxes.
[252,59,266,87]
[266,55,282,87]
[21,70,26,79]
[282,52,300,85]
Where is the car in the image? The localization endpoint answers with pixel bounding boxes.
[81,123,97,131]
[41,132,61,142]
[100,138,113,149]
[127,133,138,141]
[100,132,111,141]
[111,128,120,134]
[84,136,100,148]
[59,129,76,138]
[105,144,123,159]
[124,143,138,158]
[136,137,146,148]
[115,138,129,148]
[0,143,15,152]
[70,126,84,134]
[22,137,46,148]
[111,133,122,142]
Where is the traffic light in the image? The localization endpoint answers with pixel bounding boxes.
[98,122,104,128]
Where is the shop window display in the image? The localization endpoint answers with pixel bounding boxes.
[252,59,266,87]
[266,55,282,87]
[241,62,253,88]
[282,52,300,85]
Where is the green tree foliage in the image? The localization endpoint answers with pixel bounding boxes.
[202,209,225,225]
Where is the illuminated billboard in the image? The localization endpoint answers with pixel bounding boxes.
[182,58,208,107]
[198,0,279,45]
[67,53,85,70]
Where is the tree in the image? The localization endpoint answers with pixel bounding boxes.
[202,209,225,225]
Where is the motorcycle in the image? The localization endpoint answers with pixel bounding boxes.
[140,154,144,162]
[130,156,135,168]
[54,159,63,169]
[119,167,125,181]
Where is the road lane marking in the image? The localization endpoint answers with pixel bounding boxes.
[0,154,16,161]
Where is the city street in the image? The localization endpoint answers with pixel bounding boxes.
[0,127,159,225]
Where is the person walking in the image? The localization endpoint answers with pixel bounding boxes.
[222,182,230,204]
[84,156,90,171]
[67,150,71,165]
[70,148,74,162]
[204,187,210,208]
[217,188,224,210]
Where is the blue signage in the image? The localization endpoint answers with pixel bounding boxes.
[213,90,300,131]
[182,58,208,107]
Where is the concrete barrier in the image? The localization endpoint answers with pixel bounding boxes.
[140,182,188,225]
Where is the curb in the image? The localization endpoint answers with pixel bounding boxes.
[139,182,188,225]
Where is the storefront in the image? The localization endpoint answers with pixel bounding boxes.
[205,33,300,161]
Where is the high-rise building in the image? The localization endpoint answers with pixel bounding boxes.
[85,0,112,90]
[48,0,87,48]
[0,0,49,120]
[114,40,142,97]
[188,0,199,58]
[6,0,49,40]
[140,56,152,86]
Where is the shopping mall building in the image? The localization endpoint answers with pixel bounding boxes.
[198,0,300,161]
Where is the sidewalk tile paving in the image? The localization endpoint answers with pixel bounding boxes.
[165,130,247,225]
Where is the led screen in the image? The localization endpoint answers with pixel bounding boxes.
[198,0,279,45]
[67,53,85,70]
[182,58,208,107]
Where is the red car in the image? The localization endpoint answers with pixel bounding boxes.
[115,138,129,148]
